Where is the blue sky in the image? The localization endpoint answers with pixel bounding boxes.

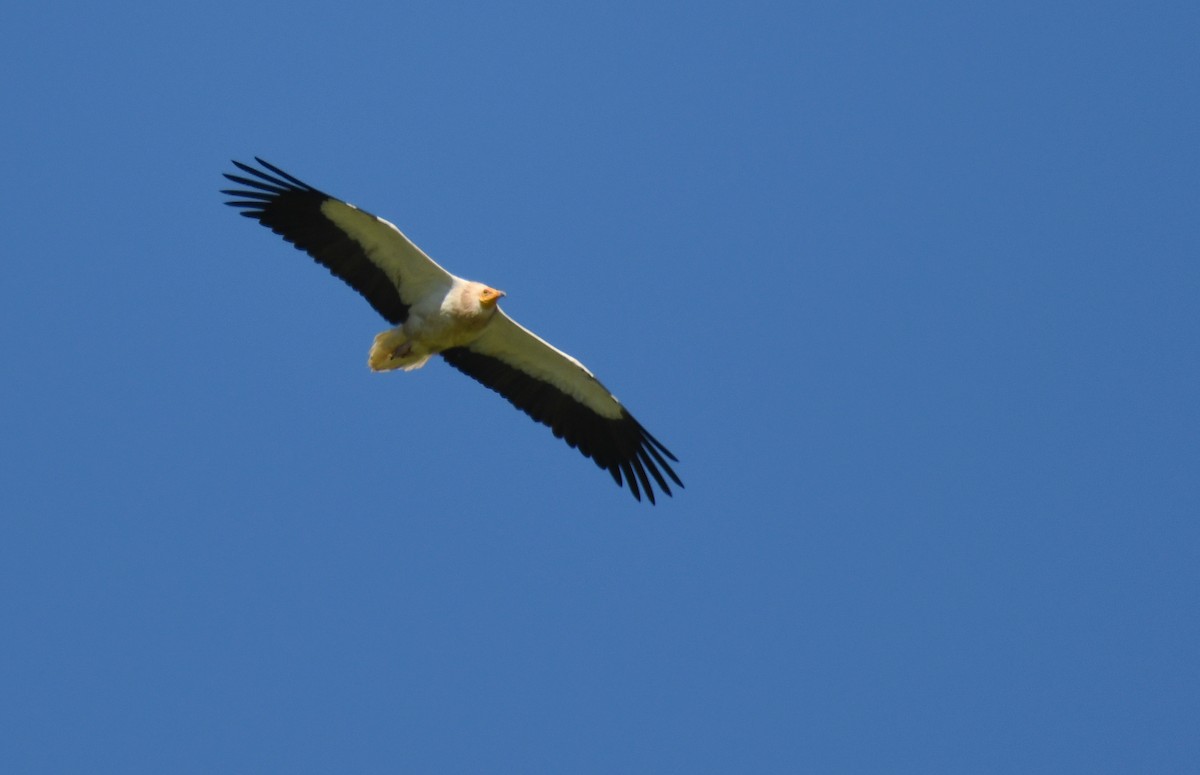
[2,1,1196,772]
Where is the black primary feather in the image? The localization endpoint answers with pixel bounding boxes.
[222,158,409,325]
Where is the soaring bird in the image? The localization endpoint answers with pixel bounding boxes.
[221,158,681,503]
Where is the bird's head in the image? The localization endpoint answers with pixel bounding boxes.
[479,286,506,307]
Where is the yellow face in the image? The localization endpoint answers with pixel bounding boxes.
[479,287,506,306]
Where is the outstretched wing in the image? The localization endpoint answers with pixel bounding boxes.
[222,158,453,324]
[441,311,682,503]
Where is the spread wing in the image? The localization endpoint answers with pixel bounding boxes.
[221,158,453,324]
[441,311,682,503]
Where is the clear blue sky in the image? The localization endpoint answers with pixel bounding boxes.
[2,1,1196,772]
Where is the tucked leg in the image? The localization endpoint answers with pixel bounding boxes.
[368,327,412,372]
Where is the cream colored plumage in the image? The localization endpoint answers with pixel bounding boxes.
[222,158,681,502]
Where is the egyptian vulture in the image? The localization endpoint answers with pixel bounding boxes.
[222,158,681,503]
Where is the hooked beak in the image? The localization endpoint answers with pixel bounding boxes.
[481,287,506,306]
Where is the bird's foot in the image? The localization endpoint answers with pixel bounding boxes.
[368,328,412,372]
